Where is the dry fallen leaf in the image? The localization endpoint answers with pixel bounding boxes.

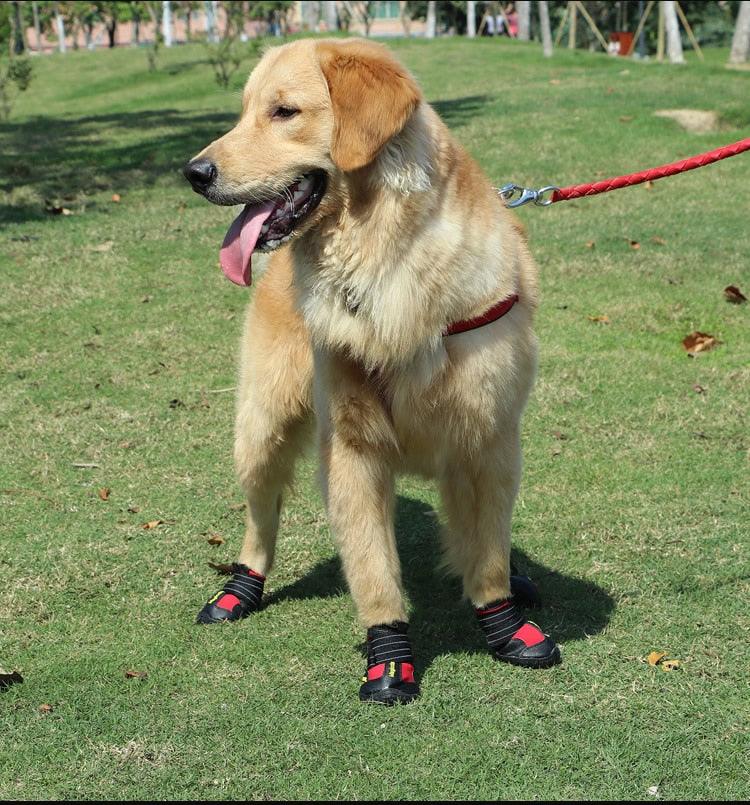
[207,534,225,546]
[38,703,53,714]
[619,115,633,123]
[724,285,747,304]
[588,315,610,324]
[46,205,73,216]
[660,659,681,672]
[682,331,718,355]
[692,384,706,394]
[142,520,163,530]
[111,193,121,203]
[98,487,111,501]
[549,79,561,85]
[647,785,660,797]
[647,651,666,667]
[125,670,148,680]
[644,180,655,190]
[585,240,596,249]
[626,238,641,250]
[0,671,23,689]
[650,235,666,246]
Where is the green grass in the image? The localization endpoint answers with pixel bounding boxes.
[1,38,748,800]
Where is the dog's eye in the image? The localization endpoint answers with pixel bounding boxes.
[272,106,300,120]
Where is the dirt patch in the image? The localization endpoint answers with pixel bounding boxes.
[654,109,720,134]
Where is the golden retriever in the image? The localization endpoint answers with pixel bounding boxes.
[184,37,560,704]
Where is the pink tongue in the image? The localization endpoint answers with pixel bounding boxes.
[219,201,276,286]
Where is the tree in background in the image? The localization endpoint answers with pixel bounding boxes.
[517,0,530,39]
[0,3,33,119]
[729,0,750,61]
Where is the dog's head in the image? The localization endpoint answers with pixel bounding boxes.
[184,38,422,285]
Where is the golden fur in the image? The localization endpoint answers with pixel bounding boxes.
[195,38,540,626]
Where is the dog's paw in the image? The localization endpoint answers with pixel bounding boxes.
[196,564,265,625]
[491,622,561,669]
[359,622,420,705]
[359,660,420,705]
[475,599,561,669]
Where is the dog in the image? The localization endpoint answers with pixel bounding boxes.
[184,37,560,704]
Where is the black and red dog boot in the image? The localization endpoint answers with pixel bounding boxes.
[196,564,265,624]
[510,573,542,609]
[359,621,420,705]
[475,598,561,668]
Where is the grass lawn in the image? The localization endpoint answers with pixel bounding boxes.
[1,37,748,800]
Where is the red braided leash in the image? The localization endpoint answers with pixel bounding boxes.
[499,137,750,208]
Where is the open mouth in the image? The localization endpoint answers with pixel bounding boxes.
[219,170,327,286]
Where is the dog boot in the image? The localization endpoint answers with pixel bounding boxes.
[475,598,561,668]
[196,564,265,624]
[359,621,420,705]
[510,574,542,608]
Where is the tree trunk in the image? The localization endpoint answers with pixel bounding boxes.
[517,0,530,41]
[12,1,25,54]
[662,2,684,64]
[729,0,750,64]
[426,0,436,38]
[538,1,552,56]
[186,9,192,41]
[568,0,577,49]
[107,22,117,48]
[31,1,42,51]
[467,0,476,37]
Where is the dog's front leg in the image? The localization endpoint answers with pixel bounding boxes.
[196,273,314,625]
[316,352,419,704]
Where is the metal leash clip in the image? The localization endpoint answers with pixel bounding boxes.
[498,183,559,208]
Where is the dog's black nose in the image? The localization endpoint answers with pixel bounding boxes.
[183,158,217,192]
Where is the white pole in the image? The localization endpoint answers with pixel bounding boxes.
[539,0,553,57]
[426,0,436,38]
[662,1,685,64]
[517,1,531,41]
[729,0,750,64]
[467,0,476,38]
[162,1,172,46]
[205,0,217,43]
[55,6,66,53]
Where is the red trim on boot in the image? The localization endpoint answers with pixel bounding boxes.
[367,663,386,681]
[513,622,546,647]
[216,593,242,611]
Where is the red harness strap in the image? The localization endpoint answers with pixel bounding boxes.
[444,294,519,337]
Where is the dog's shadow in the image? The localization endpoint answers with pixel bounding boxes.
[265,495,615,675]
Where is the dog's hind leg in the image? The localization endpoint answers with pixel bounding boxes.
[197,259,314,625]
[439,430,560,668]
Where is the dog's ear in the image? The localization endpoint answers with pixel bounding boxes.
[317,40,422,172]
